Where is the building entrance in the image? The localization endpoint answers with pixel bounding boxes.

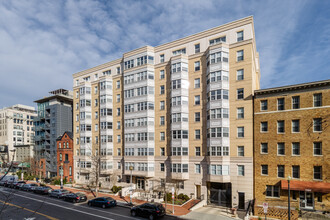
[208,182,231,207]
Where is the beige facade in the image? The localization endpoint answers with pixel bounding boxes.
[254,80,330,213]
[0,104,36,163]
[73,16,260,209]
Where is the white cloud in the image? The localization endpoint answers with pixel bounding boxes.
[0,0,329,108]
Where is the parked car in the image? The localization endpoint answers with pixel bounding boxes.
[21,183,38,191]
[16,182,26,190]
[10,181,26,189]
[87,197,117,208]
[33,186,52,195]
[49,189,71,199]
[63,192,87,203]
[131,203,165,220]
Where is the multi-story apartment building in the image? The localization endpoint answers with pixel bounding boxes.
[57,131,74,183]
[34,89,73,178]
[0,104,36,163]
[73,16,260,209]
[254,80,330,213]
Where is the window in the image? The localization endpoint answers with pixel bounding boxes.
[194,61,200,71]
[261,100,268,111]
[116,80,120,89]
[292,142,300,156]
[261,143,268,154]
[266,185,280,198]
[209,36,226,45]
[195,164,201,173]
[238,165,244,176]
[237,146,244,156]
[314,166,322,180]
[160,101,165,110]
[172,48,186,55]
[278,165,285,178]
[313,118,322,132]
[116,94,120,102]
[194,78,200,88]
[195,95,200,105]
[237,69,244,80]
[59,143,61,148]
[117,121,120,129]
[292,96,300,109]
[314,93,322,107]
[313,142,322,155]
[160,85,165,95]
[117,135,121,143]
[277,98,285,110]
[159,116,165,126]
[160,163,165,172]
[117,108,120,116]
[277,143,285,155]
[237,31,244,42]
[277,120,285,133]
[237,88,244,99]
[195,44,200,53]
[237,127,244,138]
[195,147,201,156]
[160,70,165,79]
[237,107,244,119]
[195,112,200,122]
[160,132,165,141]
[261,165,268,175]
[237,50,244,61]
[116,67,120,74]
[292,120,300,132]
[195,130,200,139]
[292,166,300,178]
[160,54,164,63]
[261,122,268,132]
[160,148,165,156]
[59,153,62,161]
[65,154,69,161]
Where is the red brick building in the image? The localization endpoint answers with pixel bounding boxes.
[56,131,74,183]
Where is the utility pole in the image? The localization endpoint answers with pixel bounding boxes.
[60,162,63,189]
[129,165,133,205]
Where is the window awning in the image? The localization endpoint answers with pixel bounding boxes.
[281,180,330,193]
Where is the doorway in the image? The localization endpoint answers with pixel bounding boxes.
[238,192,245,210]
[299,191,314,210]
[137,178,145,190]
[196,185,201,199]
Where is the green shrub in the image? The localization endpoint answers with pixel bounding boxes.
[111,186,122,193]
[177,193,190,201]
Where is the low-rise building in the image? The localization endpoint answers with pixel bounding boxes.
[56,131,74,183]
[254,79,330,214]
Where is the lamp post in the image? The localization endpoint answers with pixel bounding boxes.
[60,162,63,189]
[287,176,291,220]
[129,165,133,205]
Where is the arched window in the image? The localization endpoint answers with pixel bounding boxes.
[59,143,61,148]
[59,153,62,161]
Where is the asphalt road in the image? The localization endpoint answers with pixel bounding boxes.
[0,187,178,220]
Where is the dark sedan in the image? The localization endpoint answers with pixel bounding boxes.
[63,192,87,203]
[10,181,26,189]
[131,203,165,220]
[21,183,38,191]
[33,186,52,195]
[87,197,117,208]
[49,189,71,199]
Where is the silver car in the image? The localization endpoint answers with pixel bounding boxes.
[49,189,71,199]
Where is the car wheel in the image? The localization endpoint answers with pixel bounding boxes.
[131,211,136,217]
[102,204,106,209]
[149,214,154,220]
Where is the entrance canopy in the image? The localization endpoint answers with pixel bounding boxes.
[281,180,330,193]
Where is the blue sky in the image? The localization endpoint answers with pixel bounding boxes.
[0,0,329,108]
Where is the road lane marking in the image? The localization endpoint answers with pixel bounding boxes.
[0,199,59,220]
[14,189,138,220]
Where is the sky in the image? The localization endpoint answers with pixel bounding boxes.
[1,0,329,108]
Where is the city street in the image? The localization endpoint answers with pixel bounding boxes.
[0,187,178,220]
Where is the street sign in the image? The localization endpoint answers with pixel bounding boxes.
[263,202,268,213]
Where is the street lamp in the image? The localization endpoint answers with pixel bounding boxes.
[60,162,64,189]
[129,165,133,205]
[287,176,292,220]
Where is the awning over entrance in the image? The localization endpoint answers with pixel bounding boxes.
[281,180,330,193]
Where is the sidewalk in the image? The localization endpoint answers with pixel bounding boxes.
[28,181,192,216]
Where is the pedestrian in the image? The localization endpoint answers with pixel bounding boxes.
[36,177,39,183]
[158,191,161,199]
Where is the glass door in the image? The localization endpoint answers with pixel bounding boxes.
[305,192,313,209]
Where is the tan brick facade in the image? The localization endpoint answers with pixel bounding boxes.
[254,80,330,213]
